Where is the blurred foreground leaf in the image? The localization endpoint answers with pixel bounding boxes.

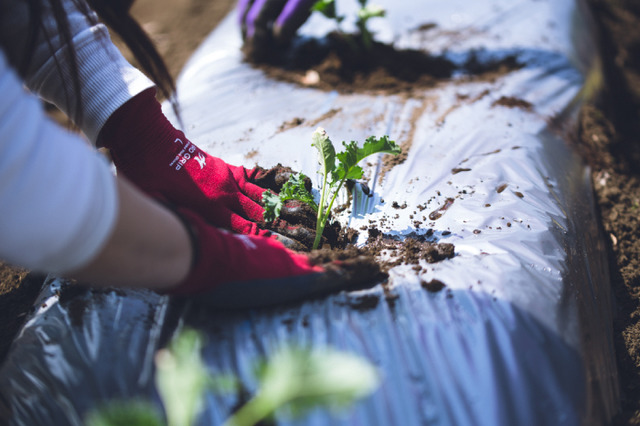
[224,347,379,426]
[87,331,378,426]
[86,400,164,426]
[155,328,212,426]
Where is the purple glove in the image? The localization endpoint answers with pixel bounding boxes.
[238,0,317,46]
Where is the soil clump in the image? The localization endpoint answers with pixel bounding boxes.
[492,96,533,111]
[363,229,455,274]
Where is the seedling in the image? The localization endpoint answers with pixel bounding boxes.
[263,127,401,250]
[312,0,386,50]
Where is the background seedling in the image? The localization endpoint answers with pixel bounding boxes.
[312,0,386,50]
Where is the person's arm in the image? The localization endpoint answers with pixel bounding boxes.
[68,176,192,290]
[0,48,137,277]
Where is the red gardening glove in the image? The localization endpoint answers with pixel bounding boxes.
[165,208,383,308]
[168,208,323,296]
[98,88,274,237]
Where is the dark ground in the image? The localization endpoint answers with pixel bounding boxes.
[577,1,640,423]
[1,0,640,423]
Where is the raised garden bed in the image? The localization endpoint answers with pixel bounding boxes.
[0,0,629,424]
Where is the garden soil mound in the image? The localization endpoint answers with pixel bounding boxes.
[249,32,522,95]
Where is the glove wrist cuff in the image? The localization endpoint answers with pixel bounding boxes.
[97,88,180,165]
[160,209,203,295]
[173,209,201,273]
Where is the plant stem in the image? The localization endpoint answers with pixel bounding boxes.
[358,24,373,50]
[312,171,330,250]
[324,179,346,223]
[313,214,325,250]
[222,393,277,426]
[312,178,347,250]
[340,30,360,53]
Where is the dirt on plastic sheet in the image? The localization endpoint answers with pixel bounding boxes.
[280,198,457,303]
[246,31,522,97]
[492,96,534,111]
[304,226,455,312]
[362,228,455,273]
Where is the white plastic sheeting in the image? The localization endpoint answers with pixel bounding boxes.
[0,0,619,424]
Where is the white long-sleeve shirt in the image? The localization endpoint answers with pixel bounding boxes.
[0,0,154,273]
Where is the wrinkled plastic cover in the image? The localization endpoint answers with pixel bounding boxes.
[0,0,619,425]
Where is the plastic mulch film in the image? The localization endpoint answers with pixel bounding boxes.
[0,0,619,425]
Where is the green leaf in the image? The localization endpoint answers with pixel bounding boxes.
[333,135,400,183]
[262,173,318,222]
[358,4,386,21]
[263,190,284,222]
[280,173,318,211]
[155,328,210,426]
[86,401,164,426]
[260,347,380,415]
[312,0,338,20]
[311,127,336,180]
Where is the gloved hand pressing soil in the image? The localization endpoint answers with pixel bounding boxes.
[238,0,317,58]
[98,88,315,251]
[165,208,383,308]
[266,199,328,251]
